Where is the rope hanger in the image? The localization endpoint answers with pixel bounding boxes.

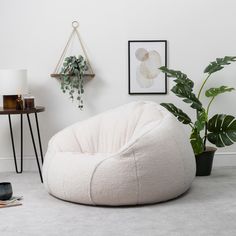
[52,21,94,76]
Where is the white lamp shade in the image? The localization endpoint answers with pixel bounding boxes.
[0,69,28,95]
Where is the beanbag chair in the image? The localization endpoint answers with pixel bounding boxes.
[43,101,195,206]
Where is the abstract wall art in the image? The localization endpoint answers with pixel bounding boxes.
[128,40,167,94]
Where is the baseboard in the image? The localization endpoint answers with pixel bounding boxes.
[0,152,235,172]
[0,156,38,172]
[214,152,236,167]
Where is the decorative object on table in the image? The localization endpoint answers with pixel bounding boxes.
[0,69,28,109]
[159,56,236,176]
[128,40,167,94]
[0,182,13,200]
[43,101,195,206]
[51,21,95,110]
[0,106,45,182]
[24,95,35,109]
[16,95,23,110]
[0,196,23,208]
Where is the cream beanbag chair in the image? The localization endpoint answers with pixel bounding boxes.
[43,101,195,206]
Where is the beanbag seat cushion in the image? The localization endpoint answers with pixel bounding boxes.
[43,101,196,206]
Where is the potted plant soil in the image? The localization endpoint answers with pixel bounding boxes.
[159,56,236,176]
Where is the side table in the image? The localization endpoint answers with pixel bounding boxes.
[0,106,45,182]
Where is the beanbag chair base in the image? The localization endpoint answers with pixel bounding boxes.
[43,101,196,206]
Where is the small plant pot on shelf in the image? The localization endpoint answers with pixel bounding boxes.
[195,147,217,176]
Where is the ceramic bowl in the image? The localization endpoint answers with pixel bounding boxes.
[0,182,13,200]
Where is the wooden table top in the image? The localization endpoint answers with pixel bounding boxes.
[0,106,45,115]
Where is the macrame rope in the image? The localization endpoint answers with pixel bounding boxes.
[74,29,94,74]
[53,21,94,74]
[54,30,75,74]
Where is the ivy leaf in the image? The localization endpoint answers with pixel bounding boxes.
[59,54,87,109]
[207,114,236,147]
[204,56,236,75]
[205,86,235,98]
[190,128,204,155]
[160,103,192,125]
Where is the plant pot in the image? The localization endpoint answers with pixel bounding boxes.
[195,147,217,176]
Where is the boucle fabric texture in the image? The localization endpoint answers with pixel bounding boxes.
[43,101,196,206]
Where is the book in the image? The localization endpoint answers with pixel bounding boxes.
[0,196,23,208]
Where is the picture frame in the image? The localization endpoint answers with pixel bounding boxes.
[128,40,167,94]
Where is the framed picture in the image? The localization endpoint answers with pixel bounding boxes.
[128,40,167,94]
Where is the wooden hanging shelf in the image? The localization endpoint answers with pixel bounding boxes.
[50,73,95,79]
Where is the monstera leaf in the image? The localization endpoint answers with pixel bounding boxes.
[190,128,204,155]
[159,67,194,91]
[205,86,235,98]
[207,114,236,147]
[195,109,207,132]
[160,103,192,125]
[204,56,236,75]
[159,67,202,111]
[171,84,203,111]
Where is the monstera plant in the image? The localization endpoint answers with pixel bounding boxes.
[160,56,236,175]
[60,55,88,110]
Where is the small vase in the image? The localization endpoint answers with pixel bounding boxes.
[16,95,23,110]
[195,147,217,176]
[24,95,35,110]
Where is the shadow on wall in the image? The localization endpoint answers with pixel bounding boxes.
[83,73,107,114]
[0,116,17,156]
[0,111,33,157]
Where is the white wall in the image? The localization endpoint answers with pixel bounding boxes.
[0,0,236,170]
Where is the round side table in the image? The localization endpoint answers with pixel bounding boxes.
[0,106,45,182]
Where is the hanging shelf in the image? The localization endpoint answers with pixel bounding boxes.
[50,73,95,78]
[51,21,95,79]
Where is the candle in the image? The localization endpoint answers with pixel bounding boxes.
[24,96,35,109]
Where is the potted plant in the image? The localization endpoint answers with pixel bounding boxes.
[59,55,88,110]
[159,56,236,176]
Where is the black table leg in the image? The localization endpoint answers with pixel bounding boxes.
[20,114,23,172]
[8,114,23,173]
[27,114,43,183]
[35,112,44,165]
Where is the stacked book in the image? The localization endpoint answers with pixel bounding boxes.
[0,196,23,208]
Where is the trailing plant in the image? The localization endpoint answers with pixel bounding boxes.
[160,56,236,155]
[60,55,88,110]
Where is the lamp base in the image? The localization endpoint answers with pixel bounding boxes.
[3,95,18,109]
